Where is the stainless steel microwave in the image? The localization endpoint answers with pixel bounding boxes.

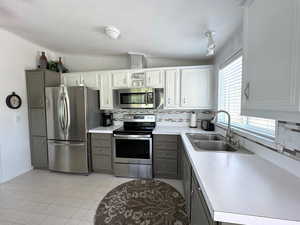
[115,88,163,109]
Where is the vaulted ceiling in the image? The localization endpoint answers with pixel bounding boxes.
[0,0,243,59]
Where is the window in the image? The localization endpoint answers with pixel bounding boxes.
[218,55,276,137]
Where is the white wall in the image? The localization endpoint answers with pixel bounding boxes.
[58,54,129,72]
[0,28,56,183]
[58,53,209,72]
[146,57,212,68]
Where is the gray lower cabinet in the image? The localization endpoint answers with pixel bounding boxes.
[91,133,113,173]
[191,173,216,225]
[182,143,191,220]
[26,69,60,169]
[31,136,48,169]
[153,134,180,179]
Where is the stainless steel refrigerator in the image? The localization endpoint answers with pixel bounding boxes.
[45,86,100,174]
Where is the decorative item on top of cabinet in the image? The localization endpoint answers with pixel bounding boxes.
[38,52,48,69]
[99,72,113,109]
[165,69,180,109]
[242,0,300,122]
[153,134,180,179]
[112,71,129,88]
[57,57,69,73]
[180,67,213,109]
[91,133,113,173]
[146,70,164,88]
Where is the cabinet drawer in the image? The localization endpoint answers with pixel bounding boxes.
[91,134,112,147]
[154,158,177,177]
[92,154,112,173]
[92,146,111,155]
[155,150,177,160]
[154,142,178,151]
[154,134,178,143]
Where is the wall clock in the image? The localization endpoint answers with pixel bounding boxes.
[6,92,22,109]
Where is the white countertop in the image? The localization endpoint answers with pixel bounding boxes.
[180,132,300,225]
[89,125,121,133]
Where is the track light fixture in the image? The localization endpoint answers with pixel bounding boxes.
[205,31,216,56]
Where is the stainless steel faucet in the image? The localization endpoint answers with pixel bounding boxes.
[212,110,233,144]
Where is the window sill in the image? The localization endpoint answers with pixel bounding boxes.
[216,122,277,150]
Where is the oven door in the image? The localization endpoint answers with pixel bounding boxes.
[118,88,155,109]
[113,135,152,164]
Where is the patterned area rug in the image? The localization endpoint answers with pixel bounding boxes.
[94,179,189,225]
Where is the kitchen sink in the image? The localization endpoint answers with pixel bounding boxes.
[193,140,237,152]
[186,133,239,152]
[186,133,224,141]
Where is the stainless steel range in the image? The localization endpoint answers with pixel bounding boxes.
[113,114,156,178]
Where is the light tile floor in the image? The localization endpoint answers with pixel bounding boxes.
[0,170,183,225]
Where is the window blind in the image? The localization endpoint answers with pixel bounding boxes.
[218,56,275,137]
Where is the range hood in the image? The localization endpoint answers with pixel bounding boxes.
[128,52,147,69]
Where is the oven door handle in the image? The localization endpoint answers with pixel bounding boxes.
[113,134,152,139]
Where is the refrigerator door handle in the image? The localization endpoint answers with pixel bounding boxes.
[58,96,65,130]
[64,92,71,131]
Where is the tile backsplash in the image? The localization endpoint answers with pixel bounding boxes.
[277,121,300,160]
[107,109,213,127]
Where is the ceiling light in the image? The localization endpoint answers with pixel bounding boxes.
[205,31,216,56]
[104,26,121,40]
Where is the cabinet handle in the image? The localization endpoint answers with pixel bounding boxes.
[244,82,250,100]
[168,98,171,104]
[191,189,194,196]
[183,97,187,104]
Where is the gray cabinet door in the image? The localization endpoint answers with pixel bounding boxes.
[91,134,113,173]
[30,109,46,136]
[182,146,191,219]
[92,154,112,173]
[44,70,60,87]
[191,177,210,225]
[31,136,48,168]
[153,134,179,179]
[26,71,45,108]
[191,175,215,225]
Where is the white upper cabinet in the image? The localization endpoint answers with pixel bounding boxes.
[82,72,98,90]
[112,71,129,89]
[62,72,98,90]
[99,72,113,109]
[180,67,213,109]
[145,70,164,88]
[165,69,180,109]
[242,0,300,121]
[62,72,83,86]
